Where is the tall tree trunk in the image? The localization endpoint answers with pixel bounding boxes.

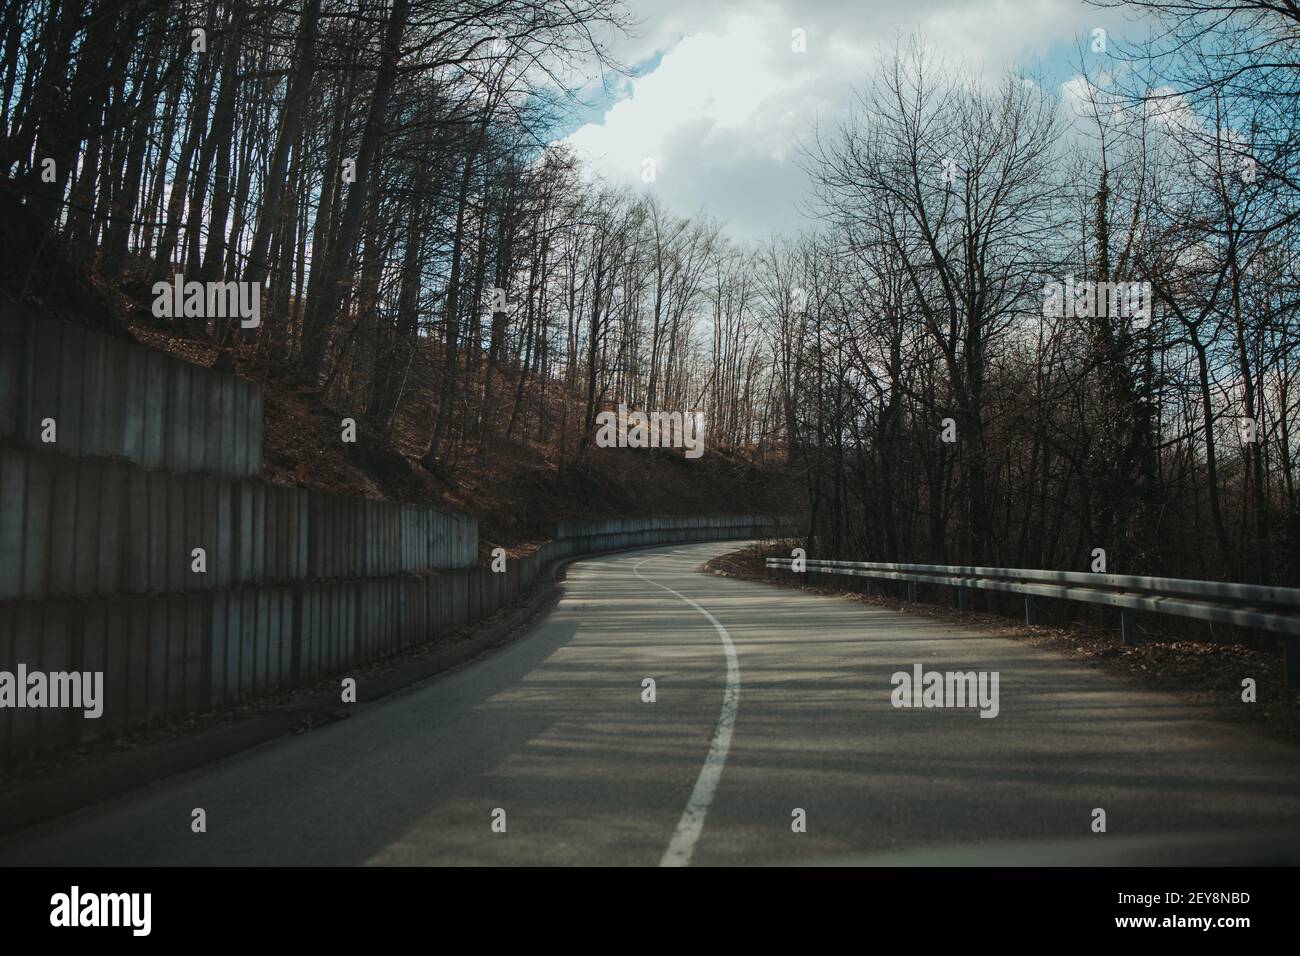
[301,0,410,379]
[244,0,321,288]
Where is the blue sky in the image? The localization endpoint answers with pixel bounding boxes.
[550,0,1157,240]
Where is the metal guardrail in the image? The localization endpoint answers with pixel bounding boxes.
[764,556,1300,687]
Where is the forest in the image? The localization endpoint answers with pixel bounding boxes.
[1,0,1298,586]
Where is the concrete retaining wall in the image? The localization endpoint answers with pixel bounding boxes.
[0,570,478,753]
[546,515,768,540]
[0,516,775,760]
[0,308,784,762]
[538,515,773,561]
[0,446,478,601]
[0,304,263,477]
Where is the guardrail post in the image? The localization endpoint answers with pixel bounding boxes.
[1284,637,1300,690]
[1024,595,1036,626]
[957,586,970,612]
[907,580,917,603]
[1121,608,1135,646]
[865,577,874,597]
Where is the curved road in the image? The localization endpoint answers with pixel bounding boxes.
[3,540,1300,866]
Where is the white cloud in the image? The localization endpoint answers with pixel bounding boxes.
[560,0,1145,240]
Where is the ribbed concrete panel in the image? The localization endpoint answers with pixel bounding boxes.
[0,307,263,477]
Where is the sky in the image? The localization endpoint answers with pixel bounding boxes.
[553,0,1154,240]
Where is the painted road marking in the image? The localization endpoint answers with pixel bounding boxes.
[634,553,740,867]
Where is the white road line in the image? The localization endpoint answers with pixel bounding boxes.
[633,553,740,868]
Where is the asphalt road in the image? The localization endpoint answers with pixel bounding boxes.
[3,540,1299,866]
